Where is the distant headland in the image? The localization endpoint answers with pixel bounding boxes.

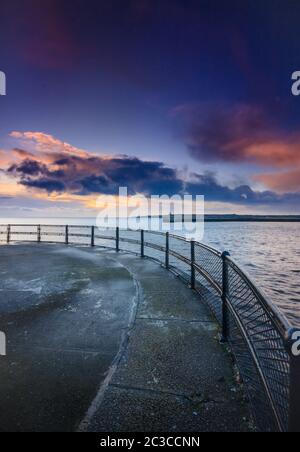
[169,214,300,223]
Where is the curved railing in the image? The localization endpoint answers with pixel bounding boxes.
[0,224,299,432]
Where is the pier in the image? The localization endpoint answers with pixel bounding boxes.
[0,225,299,432]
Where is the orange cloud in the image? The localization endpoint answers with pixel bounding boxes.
[173,103,300,192]
[245,139,300,168]
[255,169,300,193]
[10,131,92,159]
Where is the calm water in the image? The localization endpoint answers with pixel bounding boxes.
[202,222,300,325]
[1,218,299,324]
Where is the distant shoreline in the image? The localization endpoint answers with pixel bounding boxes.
[202,218,300,222]
[169,215,300,223]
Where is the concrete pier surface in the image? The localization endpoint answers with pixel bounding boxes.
[0,244,252,432]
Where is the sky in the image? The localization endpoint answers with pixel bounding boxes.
[1,0,300,217]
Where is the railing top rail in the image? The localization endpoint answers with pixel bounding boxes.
[1,224,67,228]
[0,224,92,228]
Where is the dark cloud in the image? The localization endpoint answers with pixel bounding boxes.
[8,158,66,191]
[5,146,300,207]
[174,103,273,163]
[101,157,183,195]
[8,159,47,176]
[21,178,66,192]
[6,153,183,196]
[186,173,300,205]
[173,103,300,172]
[80,175,118,195]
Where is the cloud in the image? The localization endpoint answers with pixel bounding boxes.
[186,172,300,205]
[5,132,183,196]
[173,102,300,166]
[11,154,183,196]
[2,131,300,210]
[21,178,66,192]
[254,169,300,193]
[10,131,90,158]
[8,159,48,177]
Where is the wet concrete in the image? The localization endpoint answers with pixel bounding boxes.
[0,244,137,432]
[0,244,252,432]
[83,254,252,432]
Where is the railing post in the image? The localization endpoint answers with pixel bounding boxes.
[165,232,169,269]
[221,251,230,343]
[65,225,69,245]
[141,230,144,258]
[7,225,11,244]
[287,328,300,432]
[91,226,95,247]
[37,225,41,243]
[190,240,195,290]
[116,227,120,252]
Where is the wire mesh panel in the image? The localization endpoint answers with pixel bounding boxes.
[68,226,91,245]
[119,229,140,254]
[40,225,66,243]
[168,235,191,280]
[194,243,223,290]
[144,231,165,263]
[169,235,190,260]
[0,225,8,242]
[227,309,280,432]
[195,271,223,324]
[94,227,116,250]
[10,225,38,242]
[226,259,290,432]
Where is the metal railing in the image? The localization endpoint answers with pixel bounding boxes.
[0,224,299,432]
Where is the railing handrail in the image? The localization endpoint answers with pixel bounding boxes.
[0,224,294,325]
[0,223,294,329]
[0,223,298,432]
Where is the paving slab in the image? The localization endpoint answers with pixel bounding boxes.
[86,386,250,433]
[116,255,212,321]
[111,319,234,398]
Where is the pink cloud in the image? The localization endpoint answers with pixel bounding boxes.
[10,131,92,159]
[255,169,300,193]
[173,102,300,192]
